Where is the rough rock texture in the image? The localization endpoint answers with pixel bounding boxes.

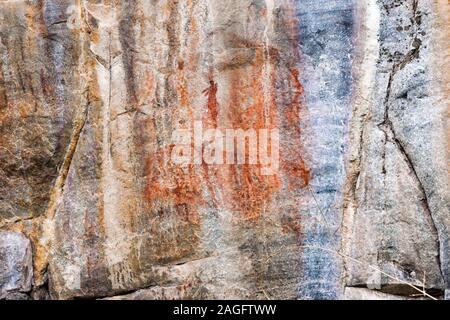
[296,0,354,299]
[0,0,81,223]
[0,0,448,300]
[343,287,427,300]
[343,0,450,298]
[0,231,33,299]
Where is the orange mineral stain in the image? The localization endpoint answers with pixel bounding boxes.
[196,44,281,220]
[202,76,219,126]
[145,146,203,225]
[143,6,310,223]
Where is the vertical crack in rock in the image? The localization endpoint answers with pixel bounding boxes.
[33,1,92,287]
[376,0,443,283]
[341,0,381,295]
[344,0,447,298]
[378,70,443,282]
[42,104,89,222]
[0,1,78,224]
[33,101,89,285]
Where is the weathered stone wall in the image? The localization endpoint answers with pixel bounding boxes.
[0,0,448,300]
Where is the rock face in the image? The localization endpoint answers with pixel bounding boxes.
[0,232,33,299]
[296,0,355,299]
[0,0,81,223]
[0,0,448,300]
[344,0,450,297]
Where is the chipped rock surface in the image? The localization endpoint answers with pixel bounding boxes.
[0,0,448,300]
[0,231,33,299]
[343,0,450,298]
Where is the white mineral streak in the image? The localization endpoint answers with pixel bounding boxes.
[342,0,380,288]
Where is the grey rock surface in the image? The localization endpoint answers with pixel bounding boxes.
[344,287,426,300]
[343,0,449,298]
[0,231,33,299]
[296,0,354,299]
[0,0,448,300]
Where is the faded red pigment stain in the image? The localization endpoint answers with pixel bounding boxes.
[144,146,203,225]
[215,45,282,220]
[143,53,310,222]
[285,69,305,127]
[198,39,310,220]
[280,68,311,190]
[124,1,206,266]
[143,6,310,223]
[202,76,219,126]
[142,0,208,226]
[176,61,191,109]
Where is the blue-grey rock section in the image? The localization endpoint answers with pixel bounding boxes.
[296,0,355,299]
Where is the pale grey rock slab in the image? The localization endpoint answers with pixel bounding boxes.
[344,287,427,300]
[344,0,448,298]
[0,231,33,299]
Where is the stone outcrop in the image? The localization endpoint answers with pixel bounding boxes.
[0,0,448,300]
[0,231,33,299]
[343,0,450,297]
